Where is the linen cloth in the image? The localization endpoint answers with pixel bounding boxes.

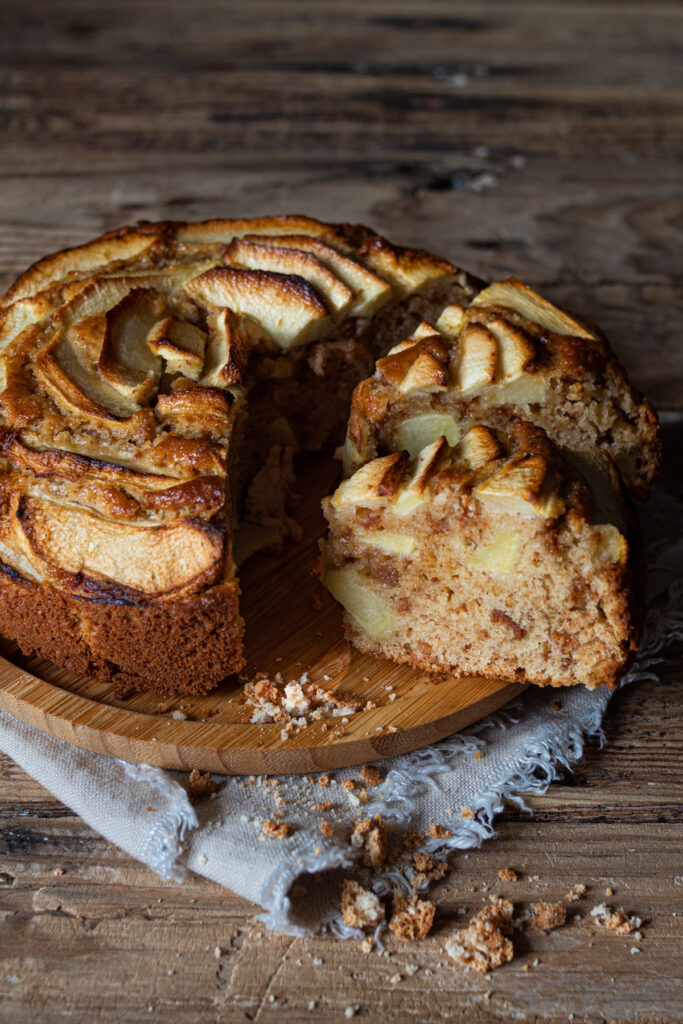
[1,491,681,935]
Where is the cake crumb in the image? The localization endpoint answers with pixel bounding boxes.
[350,815,387,870]
[341,879,384,928]
[427,824,452,838]
[530,901,566,932]
[52,867,65,877]
[361,765,384,788]
[318,773,332,787]
[403,831,424,851]
[590,903,641,934]
[319,822,333,837]
[262,819,293,839]
[360,937,374,953]
[314,800,332,811]
[498,867,518,883]
[188,769,218,799]
[460,807,475,820]
[605,886,614,897]
[389,895,436,941]
[444,897,514,974]
[413,853,435,872]
[342,779,359,792]
[565,883,587,902]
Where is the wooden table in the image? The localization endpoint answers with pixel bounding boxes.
[0,2,681,1020]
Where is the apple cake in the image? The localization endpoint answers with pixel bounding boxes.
[344,278,660,500]
[0,216,477,694]
[321,421,643,689]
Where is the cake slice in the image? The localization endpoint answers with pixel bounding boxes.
[344,277,660,500]
[322,421,643,689]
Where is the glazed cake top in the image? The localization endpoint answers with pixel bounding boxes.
[0,215,466,601]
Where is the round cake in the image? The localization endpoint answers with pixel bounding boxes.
[0,216,476,694]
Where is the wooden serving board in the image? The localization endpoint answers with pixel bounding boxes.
[0,456,525,775]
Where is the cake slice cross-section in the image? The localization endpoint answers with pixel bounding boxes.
[321,421,643,690]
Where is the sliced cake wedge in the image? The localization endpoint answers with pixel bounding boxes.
[322,421,643,690]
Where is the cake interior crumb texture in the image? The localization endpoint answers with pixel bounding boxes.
[322,422,643,689]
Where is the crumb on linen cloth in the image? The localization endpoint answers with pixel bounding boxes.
[188,769,218,800]
[349,815,387,871]
[426,824,451,838]
[262,820,293,839]
[361,765,384,788]
[445,897,514,974]
[530,901,566,932]
[498,867,518,883]
[590,904,642,935]
[389,895,436,941]
[341,880,384,929]
[403,831,424,852]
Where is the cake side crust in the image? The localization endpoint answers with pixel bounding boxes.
[0,565,243,694]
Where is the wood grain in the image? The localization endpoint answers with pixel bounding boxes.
[0,1,681,1021]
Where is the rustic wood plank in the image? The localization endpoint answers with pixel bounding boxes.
[0,1,681,404]
[0,1,682,1020]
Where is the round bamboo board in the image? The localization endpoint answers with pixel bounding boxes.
[0,456,525,775]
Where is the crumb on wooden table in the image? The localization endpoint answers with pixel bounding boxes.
[590,903,641,935]
[565,883,587,902]
[341,879,384,929]
[498,867,518,883]
[389,895,436,941]
[530,900,566,932]
[444,897,514,974]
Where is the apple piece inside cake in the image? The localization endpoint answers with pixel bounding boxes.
[345,278,660,500]
[322,421,643,690]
